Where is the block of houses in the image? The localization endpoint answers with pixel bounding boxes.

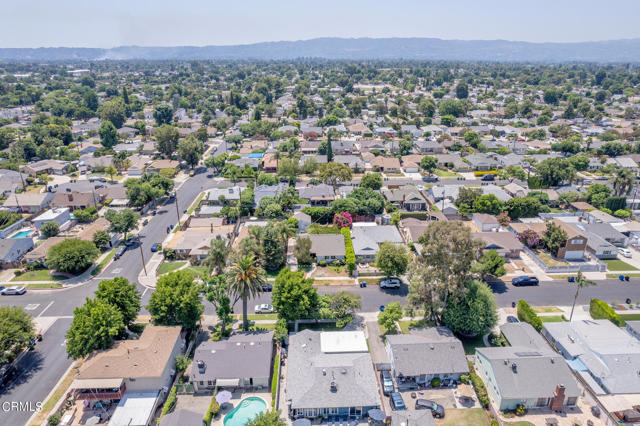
[3,192,54,214]
[190,331,273,392]
[70,326,183,426]
[472,213,500,232]
[351,224,403,262]
[286,330,381,419]
[382,186,427,211]
[476,323,580,411]
[385,327,469,387]
[21,159,70,176]
[307,234,346,263]
[473,232,523,258]
[543,319,640,395]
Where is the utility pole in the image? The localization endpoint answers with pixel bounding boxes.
[139,242,147,275]
[174,191,181,227]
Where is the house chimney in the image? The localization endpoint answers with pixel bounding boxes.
[549,384,565,411]
[68,194,73,202]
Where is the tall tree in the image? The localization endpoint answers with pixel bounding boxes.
[443,280,497,336]
[227,255,266,331]
[155,124,179,157]
[47,239,100,274]
[204,238,230,275]
[611,167,635,196]
[66,298,124,359]
[569,271,596,321]
[203,276,233,335]
[0,306,35,364]
[178,135,205,169]
[98,120,118,149]
[147,271,203,330]
[542,222,568,258]
[99,99,126,129]
[105,208,140,240]
[272,268,320,321]
[375,242,409,278]
[95,277,141,327]
[153,104,174,125]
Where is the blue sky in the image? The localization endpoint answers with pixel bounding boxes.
[4,0,640,48]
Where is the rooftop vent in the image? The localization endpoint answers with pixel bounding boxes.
[330,381,337,392]
[341,369,347,374]
[322,369,326,376]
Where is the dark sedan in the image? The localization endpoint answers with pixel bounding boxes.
[415,399,445,418]
[512,276,539,286]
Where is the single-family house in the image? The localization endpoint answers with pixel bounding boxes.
[351,224,403,261]
[32,207,71,231]
[414,140,444,154]
[298,184,336,207]
[21,159,70,176]
[307,234,346,263]
[382,186,427,211]
[465,153,500,171]
[473,232,523,258]
[370,156,401,173]
[472,213,500,232]
[0,238,34,267]
[3,192,54,214]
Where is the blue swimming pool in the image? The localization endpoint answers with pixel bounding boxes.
[11,230,34,239]
[223,397,267,426]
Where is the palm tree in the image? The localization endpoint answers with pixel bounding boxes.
[227,254,266,331]
[569,271,596,321]
[204,238,230,275]
[611,167,635,196]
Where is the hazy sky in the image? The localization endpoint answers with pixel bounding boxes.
[3,0,640,48]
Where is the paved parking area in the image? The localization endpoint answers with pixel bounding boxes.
[399,388,456,410]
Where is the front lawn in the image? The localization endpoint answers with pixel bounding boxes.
[239,314,278,321]
[157,261,187,275]
[604,259,639,272]
[183,265,209,278]
[534,250,569,266]
[618,313,640,322]
[434,169,460,177]
[540,315,566,323]
[436,408,490,426]
[532,306,563,313]
[12,269,67,282]
[607,273,640,278]
[25,283,63,289]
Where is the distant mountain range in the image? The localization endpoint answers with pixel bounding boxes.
[2,37,640,62]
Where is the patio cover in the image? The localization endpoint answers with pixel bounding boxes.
[70,378,124,390]
[108,391,159,426]
[216,378,240,387]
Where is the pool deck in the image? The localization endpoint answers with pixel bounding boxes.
[212,390,271,426]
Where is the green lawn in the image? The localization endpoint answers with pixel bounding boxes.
[249,322,276,331]
[607,273,640,278]
[434,169,460,177]
[239,314,278,321]
[398,319,431,334]
[436,408,490,426]
[618,313,640,321]
[157,261,187,275]
[187,192,206,215]
[25,283,63,289]
[460,335,487,355]
[12,270,67,282]
[92,246,118,275]
[183,265,208,278]
[534,250,569,266]
[540,315,566,323]
[604,259,639,272]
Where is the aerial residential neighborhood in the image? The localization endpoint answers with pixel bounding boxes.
[2,3,640,426]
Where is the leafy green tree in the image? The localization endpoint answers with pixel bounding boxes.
[319,162,352,185]
[228,255,266,331]
[535,158,575,187]
[420,156,438,175]
[438,99,465,117]
[543,222,568,257]
[203,276,233,335]
[455,82,469,99]
[40,221,60,238]
[257,173,279,186]
[153,104,174,125]
[611,167,635,196]
[505,197,542,219]
[271,267,320,321]
[293,236,313,265]
[92,230,111,250]
[476,249,506,278]
[498,165,527,181]
[473,194,504,215]
[95,277,141,327]
[99,99,126,128]
[98,120,118,149]
[104,166,117,182]
[558,191,580,206]
[443,280,497,336]
[66,298,125,359]
[148,271,203,330]
[155,124,179,157]
[246,410,286,426]
[0,306,35,363]
[195,126,208,143]
[322,291,361,320]
[586,183,611,208]
[378,302,403,334]
[204,238,230,275]
[178,135,205,169]
[360,173,383,190]
[105,208,140,239]
[47,239,100,274]
[375,242,409,278]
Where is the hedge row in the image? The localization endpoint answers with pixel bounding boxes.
[399,211,431,220]
[517,300,543,331]
[271,354,280,410]
[157,385,177,423]
[341,227,356,275]
[203,396,220,426]
[473,170,498,176]
[590,298,625,326]
[467,361,490,408]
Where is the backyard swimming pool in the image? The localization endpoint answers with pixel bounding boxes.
[11,229,34,238]
[223,397,267,426]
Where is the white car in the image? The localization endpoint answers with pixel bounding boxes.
[254,304,275,314]
[380,278,401,289]
[1,286,26,295]
[619,248,633,258]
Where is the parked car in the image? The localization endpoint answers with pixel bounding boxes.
[0,364,16,387]
[619,248,633,258]
[423,176,439,183]
[389,392,406,410]
[506,315,519,323]
[259,283,273,292]
[512,276,539,286]
[114,246,127,260]
[1,286,26,295]
[151,243,162,252]
[189,170,195,177]
[481,174,496,181]
[415,399,445,418]
[380,278,401,289]
[206,174,214,178]
[380,370,394,396]
[254,304,275,314]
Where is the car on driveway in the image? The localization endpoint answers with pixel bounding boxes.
[512,275,539,286]
[380,370,394,395]
[380,278,401,289]
[254,304,275,314]
[151,243,162,252]
[619,248,633,258]
[1,286,26,295]
[506,315,519,323]
[389,392,406,410]
[259,283,273,292]
[415,399,445,418]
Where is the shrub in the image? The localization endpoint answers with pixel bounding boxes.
[590,298,625,326]
[175,354,189,372]
[271,354,280,409]
[161,385,177,417]
[517,300,543,331]
[459,374,470,384]
[515,404,526,416]
[341,227,356,275]
[203,397,220,426]
[318,260,327,267]
[47,413,61,426]
[431,377,441,387]
[614,209,631,219]
[468,361,490,408]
